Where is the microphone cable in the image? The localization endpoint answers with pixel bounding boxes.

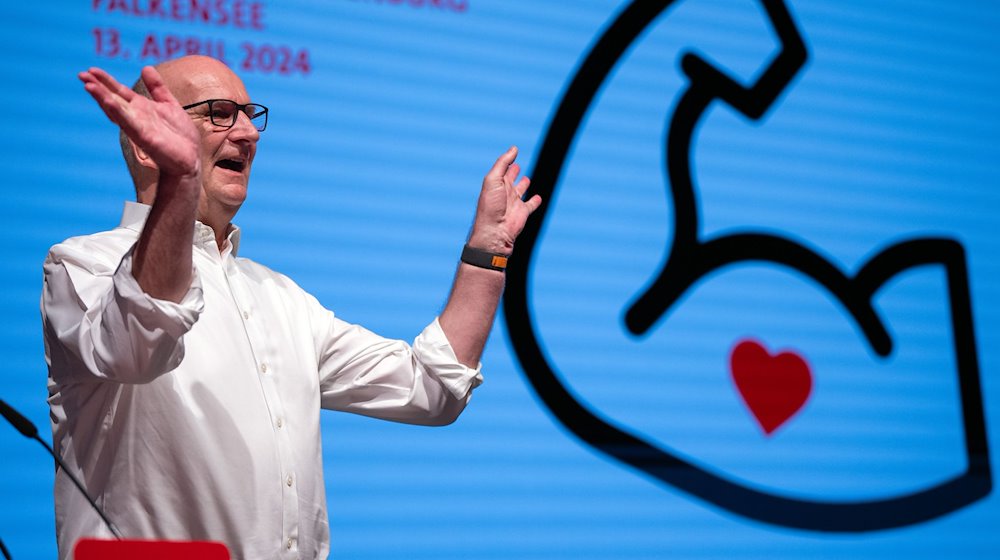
[0,399,122,540]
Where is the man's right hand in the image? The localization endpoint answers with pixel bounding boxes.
[79,66,201,179]
[80,65,201,303]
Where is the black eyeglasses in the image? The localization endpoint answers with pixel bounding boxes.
[182,99,269,132]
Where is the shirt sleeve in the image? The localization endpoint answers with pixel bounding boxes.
[314,310,484,426]
[42,242,204,385]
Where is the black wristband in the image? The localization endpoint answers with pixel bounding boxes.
[461,244,509,272]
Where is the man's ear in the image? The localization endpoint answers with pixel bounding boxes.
[131,141,158,171]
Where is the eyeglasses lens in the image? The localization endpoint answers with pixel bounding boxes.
[208,100,267,132]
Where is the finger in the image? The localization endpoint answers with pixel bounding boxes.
[523,194,543,214]
[80,72,119,106]
[79,70,115,101]
[485,146,518,181]
[81,78,133,127]
[514,176,531,198]
[87,67,136,103]
[78,70,99,86]
[504,162,521,187]
[142,66,179,105]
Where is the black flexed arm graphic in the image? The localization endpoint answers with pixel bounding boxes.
[504,0,990,532]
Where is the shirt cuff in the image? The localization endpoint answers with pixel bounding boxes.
[413,317,484,400]
[111,248,204,342]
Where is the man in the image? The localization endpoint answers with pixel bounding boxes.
[42,55,540,559]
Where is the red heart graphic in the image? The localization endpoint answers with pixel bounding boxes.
[730,339,812,436]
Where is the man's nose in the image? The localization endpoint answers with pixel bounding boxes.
[229,111,261,141]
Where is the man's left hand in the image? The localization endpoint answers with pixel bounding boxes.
[467,146,543,255]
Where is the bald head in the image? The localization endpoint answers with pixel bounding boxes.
[156,55,248,107]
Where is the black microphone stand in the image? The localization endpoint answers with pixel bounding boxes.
[0,399,122,540]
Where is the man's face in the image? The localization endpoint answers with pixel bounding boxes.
[159,56,260,226]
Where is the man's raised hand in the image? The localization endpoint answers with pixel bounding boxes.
[468,146,543,255]
[79,66,201,179]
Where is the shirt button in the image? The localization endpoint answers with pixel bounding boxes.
[260,363,268,374]
[243,310,249,320]
[286,475,293,487]
[286,538,293,550]
[276,418,283,428]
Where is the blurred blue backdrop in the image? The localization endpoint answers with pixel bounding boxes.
[1,0,998,558]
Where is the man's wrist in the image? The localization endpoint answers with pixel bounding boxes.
[157,163,202,198]
[467,227,513,255]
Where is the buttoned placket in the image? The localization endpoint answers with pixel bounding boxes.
[196,225,301,556]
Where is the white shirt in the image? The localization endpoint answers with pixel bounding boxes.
[42,202,483,560]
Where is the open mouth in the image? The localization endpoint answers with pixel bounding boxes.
[215,158,247,173]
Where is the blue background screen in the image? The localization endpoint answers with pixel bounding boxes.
[1,1,998,558]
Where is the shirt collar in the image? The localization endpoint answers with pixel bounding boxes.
[120,201,242,256]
